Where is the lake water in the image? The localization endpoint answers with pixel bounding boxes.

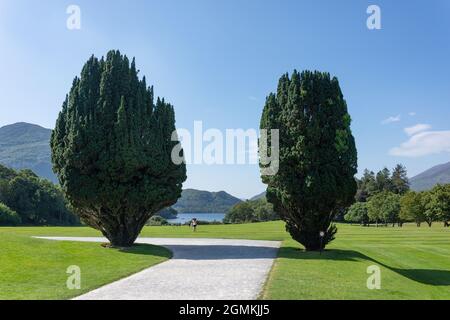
[166,213,225,224]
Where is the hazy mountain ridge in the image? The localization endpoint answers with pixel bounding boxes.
[410,162,450,191]
[1,122,449,205]
[250,191,266,201]
[173,189,242,213]
[0,122,56,182]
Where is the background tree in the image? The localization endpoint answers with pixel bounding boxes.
[423,191,439,227]
[376,168,393,193]
[355,169,377,202]
[224,201,255,223]
[345,202,369,226]
[0,202,21,226]
[384,192,402,226]
[367,192,384,226]
[400,191,425,226]
[391,164,410,195]
[367,191,400,226]
[0,165,77,226]
[427,184,450,227]
[224,198,278,224]
[259,70,357,250]
[253,199,279,222]
[51,50,186,247]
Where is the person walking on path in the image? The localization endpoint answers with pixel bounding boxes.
[190,218,198,232]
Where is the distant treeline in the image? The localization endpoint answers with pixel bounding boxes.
[346,164,450,227]
[0,164,79,226]
[224,198,279,224]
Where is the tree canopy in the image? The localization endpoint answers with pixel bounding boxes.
[345,202,369,226]
[366,191,401,226]
[0,202,21,226]
[51,50,186,246]
[259,70,357,250]
[0,164,77,226]
[224,198,278,224]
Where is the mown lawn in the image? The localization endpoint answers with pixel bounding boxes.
[0,230,171,300]
[1,221,449,299]
[261,223,450,300]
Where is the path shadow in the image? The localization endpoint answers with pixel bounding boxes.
[123,244,279,260]
[168,244,279,260]
[279,247,450,286]
[116,244,172,259]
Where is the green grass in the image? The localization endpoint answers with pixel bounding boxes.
[1,221,449,299]
[0,230,171,300]
[0,221,285,240]
[262,223,450,300]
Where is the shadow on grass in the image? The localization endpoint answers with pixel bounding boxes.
[116,244,172,259]
[122,244,279,260]
[279,246,450,286]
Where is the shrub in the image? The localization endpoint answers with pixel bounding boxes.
[0,202,21,226]
[146,215,169,226]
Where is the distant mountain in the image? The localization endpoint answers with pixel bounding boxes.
[250,191,266,201]
[410,162,450,191]
[0,122,57,183]
[173,189,242,213]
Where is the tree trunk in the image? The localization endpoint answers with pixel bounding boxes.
[107,226,139,247]
[286,222,336,252]
[98,214,149,247]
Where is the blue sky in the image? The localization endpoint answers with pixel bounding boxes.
[0,0,449,198]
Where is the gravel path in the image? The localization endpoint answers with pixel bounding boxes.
[37,237,281,300]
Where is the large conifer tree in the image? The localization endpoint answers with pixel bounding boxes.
[260,70,357,250]
[51,50,186,246]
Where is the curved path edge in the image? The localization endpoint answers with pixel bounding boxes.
[35,237,281,300]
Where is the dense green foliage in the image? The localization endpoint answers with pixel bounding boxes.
[399,191,426,226]
[51,50,186,246]
[0,164,78,225]
[260,70,357,250]
[173,189,242,213]
[423,184,450,226]
[0,202,21,226]
[0,122,56,183]
[224,198,278,223]
[367,191,401,226]
[356,164,409,202]
[347,162,449,227]
[146,215,169,226]
[344,202,369,226]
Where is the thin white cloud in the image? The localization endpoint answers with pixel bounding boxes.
[381,115,401,125]
[404,123,431,136]
[389,130,450,157]
[409,112,416,116]
[248,96,258,101]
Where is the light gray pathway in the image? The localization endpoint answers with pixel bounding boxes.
[37,237,281,300]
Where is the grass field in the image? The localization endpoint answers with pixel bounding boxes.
[262,224,450,299]
[0,231,171,300]
[0,222,449,299]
